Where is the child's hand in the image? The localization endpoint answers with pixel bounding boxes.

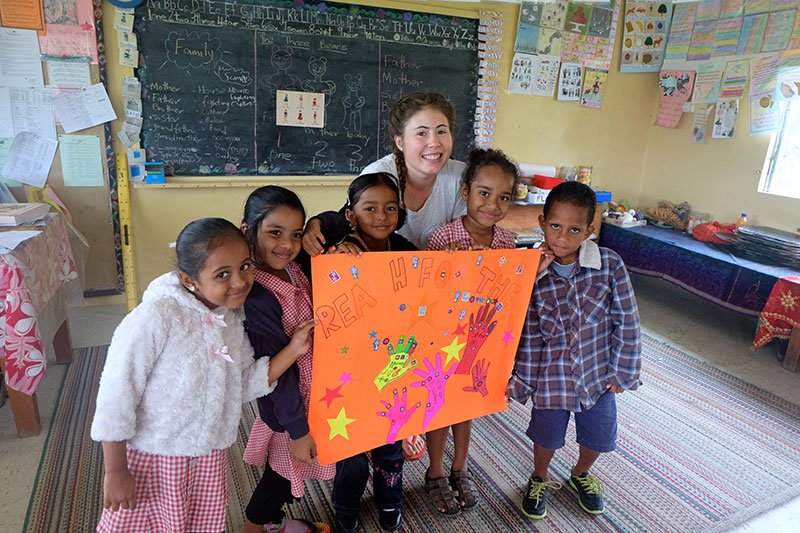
[103,469,136,512]
[289,433,318,464]
[288,319,316,357]
[537,243,555,274]
[607,384,625,394]
[504,391,513,404]
[327,241,362,256]
[302,219,326,256]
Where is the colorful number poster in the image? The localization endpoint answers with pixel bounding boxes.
[666,2,699,59]
[308,250,540,465]
[761,9,796,52]
[712,99,739,137]
[579,68,608,109]
[712,16,743,56]
[749,93,782,134]
[737,13,769,54]
[620,1,673,72]
[656,70,696,127]
[688,19,718,60]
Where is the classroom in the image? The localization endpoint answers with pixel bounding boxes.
[1,0,799,531]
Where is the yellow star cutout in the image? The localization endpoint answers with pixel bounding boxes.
[440,336,467,365]
[327,407,356,440]
[780,290,797,311]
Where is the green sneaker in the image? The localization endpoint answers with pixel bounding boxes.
[521,476,562,519]
[568,471,605,515]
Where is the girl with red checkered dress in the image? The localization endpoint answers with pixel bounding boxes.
[240,187,333,533]
[91,219,311,533]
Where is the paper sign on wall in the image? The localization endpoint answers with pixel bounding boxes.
[276,90,325,128]
[308,249,540,465]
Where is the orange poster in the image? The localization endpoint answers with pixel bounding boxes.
[0,0,45,30]
[309,249,540,465]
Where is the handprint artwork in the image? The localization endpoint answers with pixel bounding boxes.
[456,302,498,375]
[411,351,458,429]
[309,249,539,464]
[377,387,420,444]
[374,335,418,391]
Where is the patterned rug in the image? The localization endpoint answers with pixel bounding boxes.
[24,336,800,532]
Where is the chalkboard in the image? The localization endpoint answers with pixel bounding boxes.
[136,0,479,176]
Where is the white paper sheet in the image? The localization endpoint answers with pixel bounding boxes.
[0,137,20,186]
[10,87,56,139]
[59,134,104,187]
[0,230,42,253]
[1,132,58,187]
[45,57,92,88]
[0,88,13,138]
[52,83,117,134]
[0,28,44,87]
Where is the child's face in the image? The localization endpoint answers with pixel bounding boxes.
[345,183,399,244]
[394,107,453,181]
[253,206,305,274]
[182,237,253,310]
[538,201,594,265]
[461,164,514,232]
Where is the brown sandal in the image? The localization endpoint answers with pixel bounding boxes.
[449,469,478,510]
[425,472,461,515]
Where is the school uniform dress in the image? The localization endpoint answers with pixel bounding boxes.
[242,263,334,523]
[91,271,274,533]
[426,215,516,251]
[331,231,417,517]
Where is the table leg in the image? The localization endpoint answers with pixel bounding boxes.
[6,386,42,437]
[52,318,73,364]
[783,327,800,373]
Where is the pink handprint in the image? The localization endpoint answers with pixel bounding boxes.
[456,302,497,375]
[377,387,420,444]
[462,358,490,397]
[412,351,457,429]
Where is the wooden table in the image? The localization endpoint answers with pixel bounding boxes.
[0,214,78,437]
[753,276,800,372]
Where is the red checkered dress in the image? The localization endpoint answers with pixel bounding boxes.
[96,447,228,533]
[426,216,517,251]
[243,263,335,497]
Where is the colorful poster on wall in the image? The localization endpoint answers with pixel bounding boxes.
[712,16,743,56]
[692,61,725,103]
[558,61,583,101]
[38,0,98,63]
[532,54,561,97]
[666,2,698,59]
[749,93,782,133]
[688,19,718,60]
[690,104,713,143]
[580,68,608,109]
[308,249,540,465]
[656,70,696,127]
[0,0,46,30]
[514,0,620,71]
[761,8,796,51]
[620,1,673,72]
[712,98,739,137]
[719,59,750,99]
[508,52,539,94]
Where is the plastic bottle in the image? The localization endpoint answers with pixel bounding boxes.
[736,212,748,229]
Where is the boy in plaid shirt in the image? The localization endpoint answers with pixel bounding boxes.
[507,182,641,519]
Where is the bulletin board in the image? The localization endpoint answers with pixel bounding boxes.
[135,0,481,176]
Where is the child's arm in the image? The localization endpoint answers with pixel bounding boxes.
[607,258,642,391]
[267,318,316,385]
[302,211,351,256]
[101,441,136,512]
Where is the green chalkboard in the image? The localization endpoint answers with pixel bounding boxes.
[136,0,479,176]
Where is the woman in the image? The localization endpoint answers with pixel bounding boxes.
[302,91,467,251]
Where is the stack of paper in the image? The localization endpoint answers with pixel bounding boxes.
[732,226,800,268]
[0,202,50,226]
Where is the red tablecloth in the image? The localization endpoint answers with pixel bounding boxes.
[753,276,800,351]
[0,215,77,395]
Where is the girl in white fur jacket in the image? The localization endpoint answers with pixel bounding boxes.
[91,218,316,533]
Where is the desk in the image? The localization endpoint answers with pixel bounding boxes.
[0,214,78,436]
[753,276,800,372]
[599,224,800,369]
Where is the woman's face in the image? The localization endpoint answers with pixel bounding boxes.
[394,107,453,183]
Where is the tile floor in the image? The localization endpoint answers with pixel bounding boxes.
[0,274,797,532]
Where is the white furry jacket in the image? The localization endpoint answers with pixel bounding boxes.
[90,271,274,456]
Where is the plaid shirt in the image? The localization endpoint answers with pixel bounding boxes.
[427,216,517,251]
[508,240,641,411]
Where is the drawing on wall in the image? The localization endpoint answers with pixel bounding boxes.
[713,99,739,138]
[341,73,365,133]
[579,68,608,109]
[307,249,540,464]
[558,61,583,101]
[656,70,697,128]
[301,57,336,106]
[276,90,325,128]
[620,2,673,72]
[45,0,78,25]
[262,46,301,93]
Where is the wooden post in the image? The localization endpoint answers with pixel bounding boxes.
[52,319,73,364]
[0,359,41,437]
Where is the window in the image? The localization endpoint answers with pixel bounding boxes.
[760,99,800,200]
